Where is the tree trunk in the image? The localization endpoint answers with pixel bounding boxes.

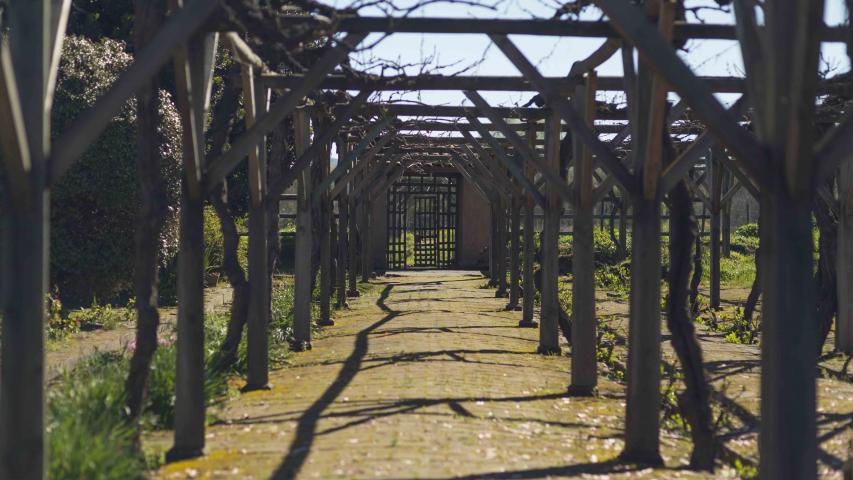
[666,180,715,470]
[125,0,168,425]
[689,232,703,318]
[813,190,838,353]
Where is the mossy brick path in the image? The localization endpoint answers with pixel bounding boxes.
[153,271,727,479]
[45,285,232,381]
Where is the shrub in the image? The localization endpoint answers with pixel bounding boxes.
[735,223,759,238]
[68,298,135,331]
[203,206,225,273]
[50,36,182,306]
[47,352,144,479]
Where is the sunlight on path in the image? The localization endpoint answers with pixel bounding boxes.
[154,272,715,479]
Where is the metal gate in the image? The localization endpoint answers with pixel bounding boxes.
[386,174,459,269]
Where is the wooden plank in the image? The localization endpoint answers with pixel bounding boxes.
[336,16,847,41]
[266,90,372,199]
[263,73,748,93]
[595,0,766,185]
[245,72,270,391]
[240,65,261,204]
[1,2,49,478]
[313,118,393,203]
[489,34,634,195]
[0,39,32,208]
[461,120,547,207]
[464,90,575,205]
[569,73,597,395]
[224,32,269,72]
[49,0,219,184]
[292,108,313,350]
[520,119,538,328]
[538,110,562,354]
[203,33,368,191]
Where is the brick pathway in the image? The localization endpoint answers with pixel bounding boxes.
[155,271,720,479]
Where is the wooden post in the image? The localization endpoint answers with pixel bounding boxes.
[837,161,853,353]
[496,195,509,297]
[507,195,522,310]
[360,200,372,282]
[569,73,597,395]
[0,2,49,477]
[709,149,722,310]
[245,76,270,390]
[538,110,562,354]
[336,194,349,307]
[168,27,217,462]
[721,169,732,257]
[347,195,360,297]
[621,38,663,466]
[292,108,313,350]
[520,119,538,328]
[318,133,334,326]
[618,188,628,258]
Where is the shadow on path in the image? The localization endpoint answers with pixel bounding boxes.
[271,284,397,479]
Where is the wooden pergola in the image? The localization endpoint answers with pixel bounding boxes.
[0,2,850,479]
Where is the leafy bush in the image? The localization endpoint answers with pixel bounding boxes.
[50,36,182,306]
[46,291,81,340]
[203,206,225,273]
[47,353,144,479]
[68,298,135,331]
[735,223,759,238]
[731,223,760,253]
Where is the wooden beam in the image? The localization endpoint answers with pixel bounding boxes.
[336,16,847,42]
[49,0,219,184]
[267,90,371,200]
[224,32,269,73]
[45,0,71,113]
[345,103,548,119]
[595,0,766,185]
[263,73,748,93]
[459,126,546,207]
[538,109,563,354]
[489,34,634,195]
[814,114,853,188]
[314,119,394,203]
[0,39,32,209]
[464,90,574,206]
[332,144,396,200]
[203,33,368,190]
[292,108,313,350]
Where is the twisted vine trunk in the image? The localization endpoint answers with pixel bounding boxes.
[813,190,839,352]
[207,71,249,373]
[125,0,169,427]
[688,232,703,317]
[666,176,715,470]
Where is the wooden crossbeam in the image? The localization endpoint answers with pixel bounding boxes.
[489,33,634,195]
[0,39,32,209]
[49,0,219,184]
[460,145,518,199]
[461,121,546,207]
[595,0,766,186]
[341,103,548,119]
[224,32,269,73]
[262,73,748,93]
[314,118,393,203]
[204,33,368,192]
[332,142,396,200]
[266,90,371,200]
[336,16,847,42]
[464,90,575,206]
[660,97,747,194]
[349,152,399,200]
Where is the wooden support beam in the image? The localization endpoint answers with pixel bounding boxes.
[348,103,548,119]
[313,118,393,203]
[292,109,313,350]
[538,110,562,354]
[520,119,538,328]
[1,2,50,478]
[204,33,368,191]
[245,79,271,390]
[709,151,723,310]
[461,119,547,207]
[224,32,269,73]
[464,90,575,206]
[814,113,853,188]
[50,0,219,184]
[262,73,749,93]
[347,194,360,297]
[332,143,396,200]
[317,118,335,327]
[268,90,372,200]
[168,21,217,461]
[335,16,847,41]
[45,0,71,113]
[0,40,33,209]
[595,0,766,185]
[569,73,598,396]
[837,160,853,354]
[488,33,634,195]
[507,195,522,310]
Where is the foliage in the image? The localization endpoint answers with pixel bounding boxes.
[734,223,759,238]
[68,298,136,331]
[203,206,225,273]
[702,250,756,288]
[731,223,760,254]
[594,261,632,295]
[50,36,182,306]
[698,306,760,345]
[46,291,80,340]
[47,353,144,480]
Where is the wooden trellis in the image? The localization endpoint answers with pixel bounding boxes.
[0,2,850,479]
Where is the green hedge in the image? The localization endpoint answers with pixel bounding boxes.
[50,36,182,306]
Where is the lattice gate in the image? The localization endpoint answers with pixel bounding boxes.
[386,174,459,269]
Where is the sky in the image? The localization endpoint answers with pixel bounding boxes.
[317,0,850,109]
